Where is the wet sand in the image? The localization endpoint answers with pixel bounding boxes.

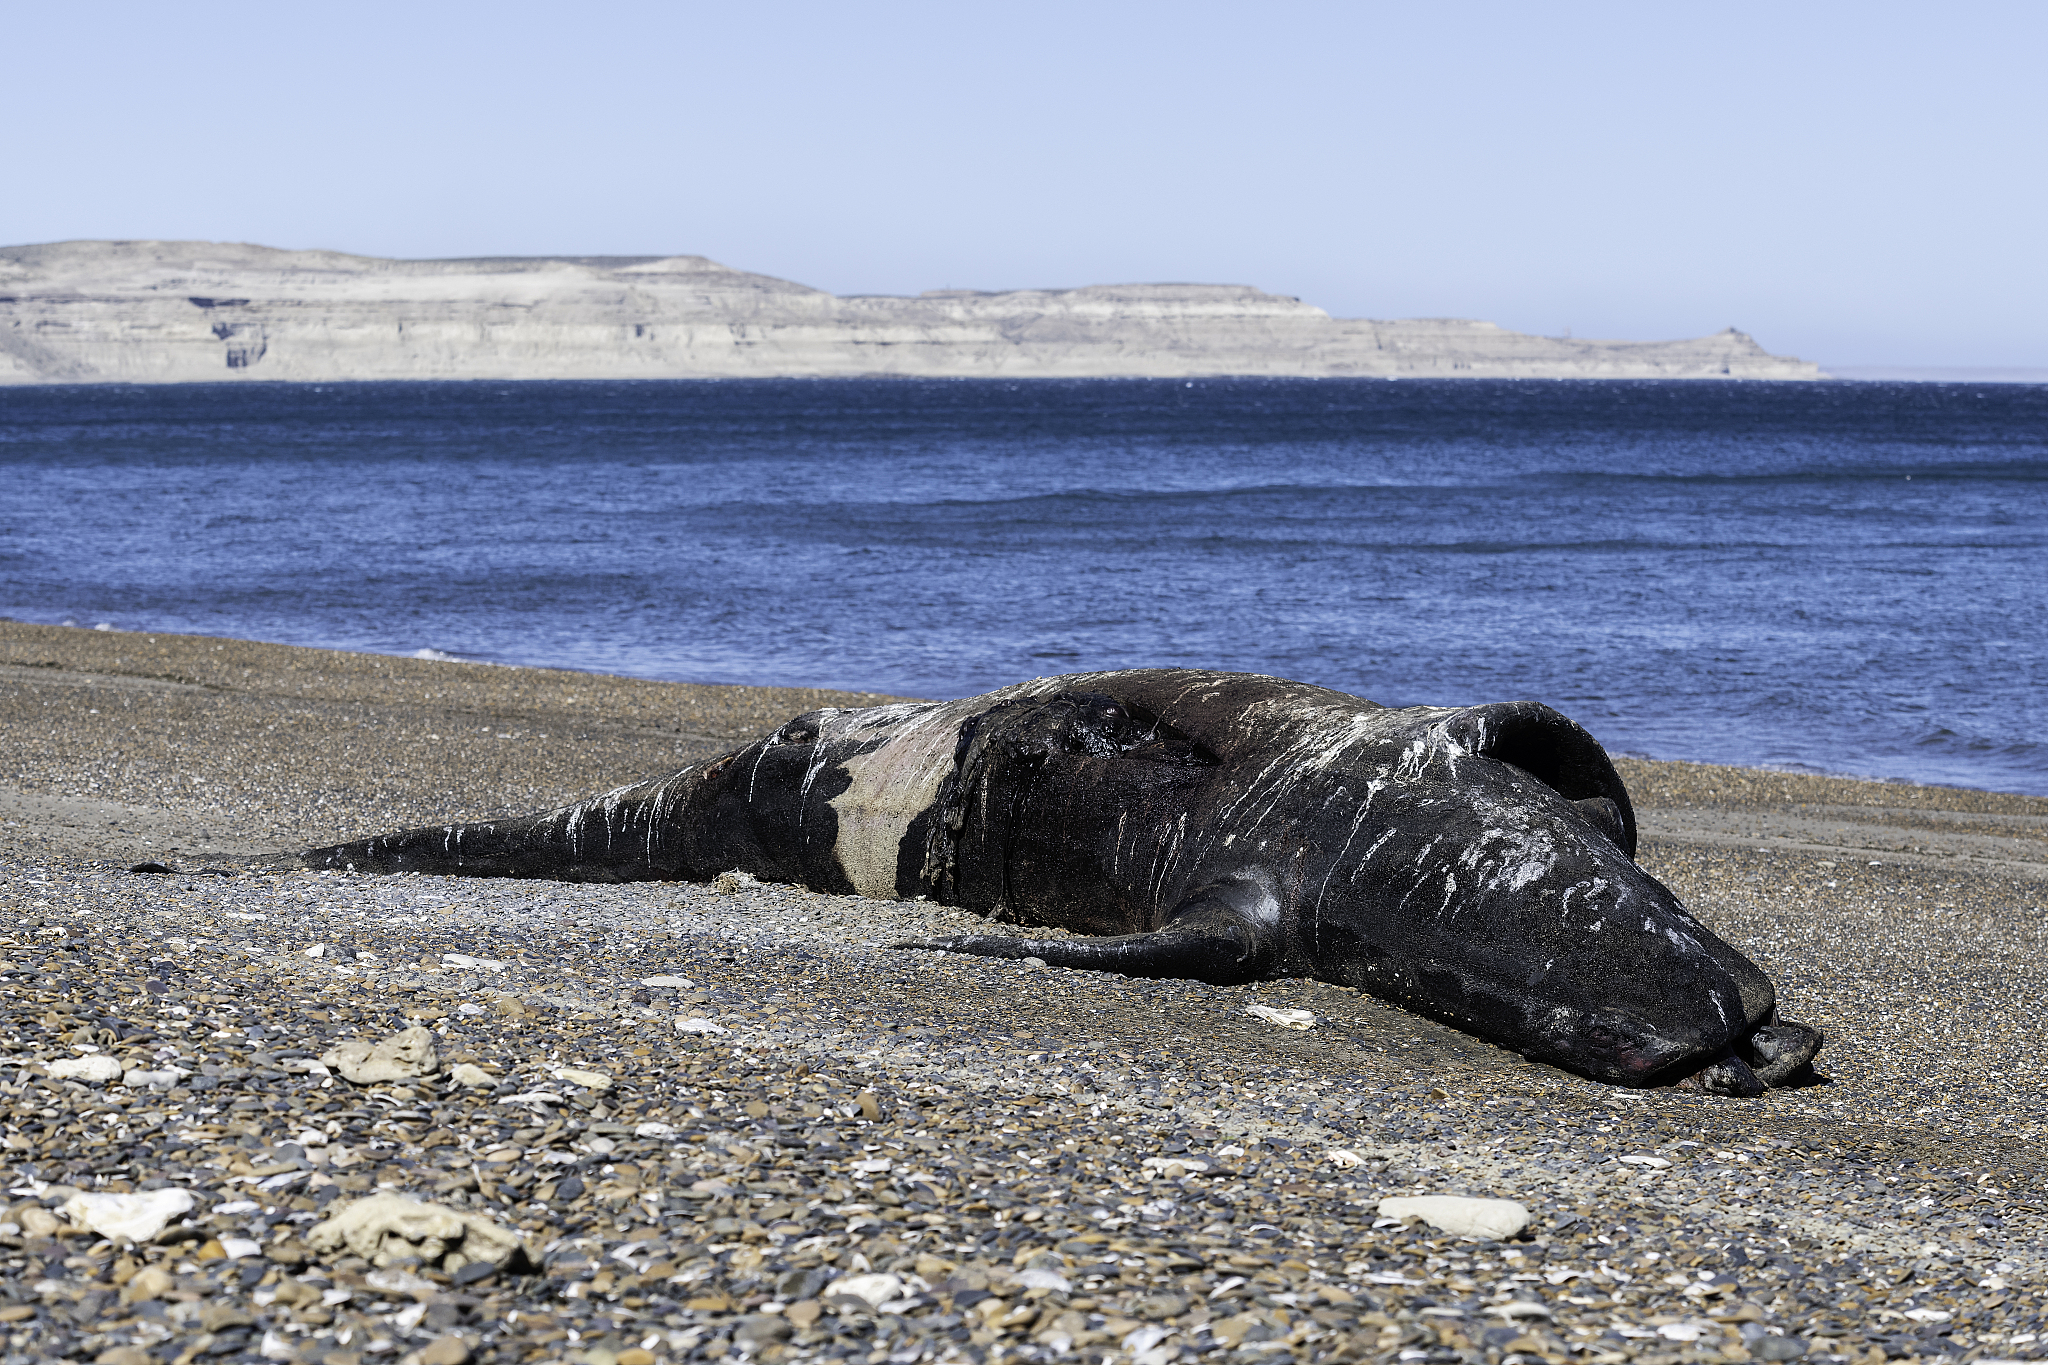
[5,619,2047,1365]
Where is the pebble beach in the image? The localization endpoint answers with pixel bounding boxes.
[4,621,2048,1365]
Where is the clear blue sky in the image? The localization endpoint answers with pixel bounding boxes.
[7,1,2042,367]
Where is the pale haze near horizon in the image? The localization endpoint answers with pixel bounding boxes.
[6,1,2042,371]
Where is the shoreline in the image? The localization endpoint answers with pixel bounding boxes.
[4,619,2048,1364]
[7,616,2042,812]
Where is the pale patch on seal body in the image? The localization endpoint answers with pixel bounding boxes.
[299,669,1821,1094]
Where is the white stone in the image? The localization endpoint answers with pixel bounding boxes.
[825,1273,905,1308]
[122,1066,189,1089]
[307,1192,528,1270]
[320,1025,438,1085]
[47,1055,124,1083]
[1247,1004,1315,1029]
[1377,1195,1531,1240]
[365,1268,438,1296]
[1123,1325,1172,1355]
[1016,1268,1073,1292]
[60,1189,195,1242]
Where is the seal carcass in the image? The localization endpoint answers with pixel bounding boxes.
[302,669,1821,1094]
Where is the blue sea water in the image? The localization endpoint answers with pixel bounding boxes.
[2,378,2044,795]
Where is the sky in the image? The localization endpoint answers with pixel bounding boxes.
[5,1,2043,368]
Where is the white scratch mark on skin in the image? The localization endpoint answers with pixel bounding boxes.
[642,766,696,860]
[797,725,836,828]
[1392,737,1434,783]
[1394,838,1443,913]
[1147,810,1190,908]
[1348,828,1397,883]
[1317,790,1381,908]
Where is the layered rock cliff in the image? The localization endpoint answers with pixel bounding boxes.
[0,240,1821,383]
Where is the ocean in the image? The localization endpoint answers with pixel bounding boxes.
[3,378,2043,795]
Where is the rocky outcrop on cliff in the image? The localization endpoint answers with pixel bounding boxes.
[0,240,1821,383]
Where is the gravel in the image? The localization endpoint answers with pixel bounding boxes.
[4,620,2047,1365]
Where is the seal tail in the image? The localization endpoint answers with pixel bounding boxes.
[299,767,707,882]
[892,872,1280,986]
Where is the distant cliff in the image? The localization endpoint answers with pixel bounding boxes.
[0,240,1822,384]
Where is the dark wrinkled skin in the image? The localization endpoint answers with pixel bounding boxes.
[299,669,1821,1093]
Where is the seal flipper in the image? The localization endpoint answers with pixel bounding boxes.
[1746,1016,1823,1086]
[893,872,1280,986]
[1671,1053,1766,1098]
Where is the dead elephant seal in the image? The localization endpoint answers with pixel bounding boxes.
[300,669,1821,1095]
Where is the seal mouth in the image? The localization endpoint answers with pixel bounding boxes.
[1544,1002,1822,1096]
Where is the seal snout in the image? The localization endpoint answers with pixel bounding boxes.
[1518,1003,1694,1087]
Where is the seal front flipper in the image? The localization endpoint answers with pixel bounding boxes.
[893,871,1280,986]
[1746,1015,1824,1087]
[1670,1053,1766,1098]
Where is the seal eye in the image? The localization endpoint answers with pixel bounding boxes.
[1585,1024,1617,1045]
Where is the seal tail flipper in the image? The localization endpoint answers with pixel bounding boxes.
[892,872,1280,986]
[298,767,707,882]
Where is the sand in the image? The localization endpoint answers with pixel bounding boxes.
[4,619,2047,1365]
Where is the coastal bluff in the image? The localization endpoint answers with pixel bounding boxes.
[0,239,1821,384]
